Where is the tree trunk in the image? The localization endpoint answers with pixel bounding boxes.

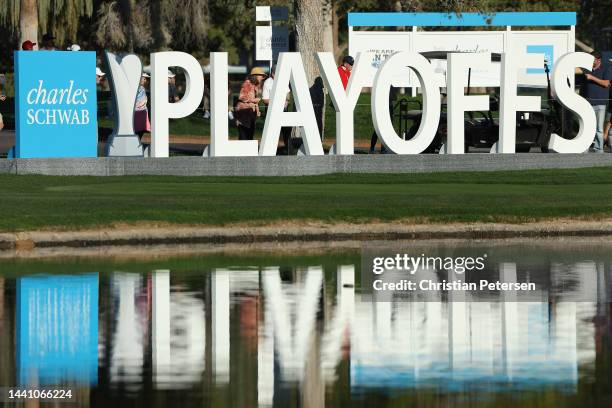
[331,1,339,59]
[120,0,135,53]
[322,0,334,54]
[19,0,38,49]
[295,0,326,140]
[150,0,169,51]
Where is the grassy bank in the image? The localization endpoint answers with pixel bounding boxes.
[0,167,611,232]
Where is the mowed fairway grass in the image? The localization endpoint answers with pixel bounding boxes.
[1,167,612,231]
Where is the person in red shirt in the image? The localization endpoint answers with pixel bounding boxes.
[337,55,354,89]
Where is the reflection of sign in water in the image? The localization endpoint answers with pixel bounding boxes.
[14,51,98,158]
[17,274,99,386]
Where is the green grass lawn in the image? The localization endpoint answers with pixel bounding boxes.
[0,167,611,232]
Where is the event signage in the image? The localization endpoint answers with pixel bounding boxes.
[11,12,597,159]
[144,49,593,157]
[14,51,98,158]
[349,12,576,88]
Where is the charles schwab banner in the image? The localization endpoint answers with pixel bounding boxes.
[14,51,98,158]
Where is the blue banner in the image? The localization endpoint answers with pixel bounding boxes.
[14,51,98,158]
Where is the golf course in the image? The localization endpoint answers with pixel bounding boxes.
[1,166,611,232]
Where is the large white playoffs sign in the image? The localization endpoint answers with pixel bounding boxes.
[143,47,594,157]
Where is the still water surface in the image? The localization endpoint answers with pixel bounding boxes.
[1,239,612,407]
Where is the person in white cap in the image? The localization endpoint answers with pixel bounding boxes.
[96,67,105,85]
[67,44,81,51]
[168,69,179,103]
[134,72,151,137]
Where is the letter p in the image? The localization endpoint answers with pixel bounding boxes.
[151,51,204,157]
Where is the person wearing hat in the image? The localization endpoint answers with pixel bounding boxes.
[40,33,56,51]
[168,69,179,103]
[338,55,354,90]
[234,67,267,141]
[67,44,81,51]
[21,40,35,51]
[134,72,151,138]
[96,67,106,85]
[582,51,611,152]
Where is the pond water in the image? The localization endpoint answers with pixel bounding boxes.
[1,239,612,407]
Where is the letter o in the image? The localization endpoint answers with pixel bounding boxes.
[371,52,441,154]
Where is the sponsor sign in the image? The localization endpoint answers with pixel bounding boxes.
[14,51,98,158]
[255,26,290,61]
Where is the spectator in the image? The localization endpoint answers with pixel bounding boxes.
[168,70,179,103]
[369,87,398,154]
[605,62,612,149]
[234,67,267,141]
[262,64,292,153]
[337,55,354,90]
[21,40,35,51]
[96,67,106,85]
[0,74,5,132]
[134,73,150,138]
[67,44,81,51]
[40,33,56,51]
[582,51,611,153]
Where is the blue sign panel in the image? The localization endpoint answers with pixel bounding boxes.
[16,274,99,386]
[14,51,98,158]
[526,45,554,74]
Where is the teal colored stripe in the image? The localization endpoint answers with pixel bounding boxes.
[348,12,576,27]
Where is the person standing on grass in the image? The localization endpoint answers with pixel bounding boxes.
[234,67,267,141]
[604,67,612,150]
[0,74,5,132]
[337,55,353,90]
[369,87,398,154]
[134,73,151,139]
[582,51,611,153]
[262,64,292,153]
[168,70,179,103]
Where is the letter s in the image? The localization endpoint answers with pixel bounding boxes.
[548,52,596,153]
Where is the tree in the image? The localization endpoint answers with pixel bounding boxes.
[295,0,326,138]
[0,0,94,48]
[20,0,38,47]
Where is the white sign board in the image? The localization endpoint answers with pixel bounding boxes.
[414,31,504,87]
[349,32,413,87]
[255,26,289,61]
[349,29,574,88]
[510,31,572,87]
